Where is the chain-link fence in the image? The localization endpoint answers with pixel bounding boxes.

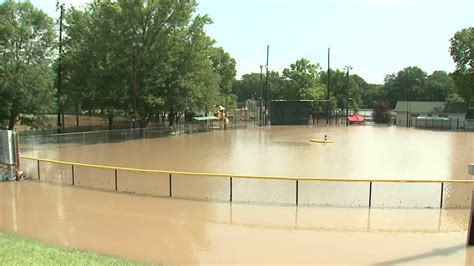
[20,155,474,208]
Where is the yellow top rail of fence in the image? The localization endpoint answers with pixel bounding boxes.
[20,155,474,184]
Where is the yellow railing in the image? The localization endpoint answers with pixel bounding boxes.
[20,155,474,207]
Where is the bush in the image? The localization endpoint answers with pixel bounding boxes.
[372,101,391,123]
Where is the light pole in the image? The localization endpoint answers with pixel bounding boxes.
[326,48,330,125]
[56,1,65,133]
[264,45,269,125]
[344,65,352,126]
[406,101,409,128]
[259,65,263,126]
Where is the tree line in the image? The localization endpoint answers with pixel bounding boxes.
[1,0,472,130]
[1,0,236,130]
[234,64,465,116]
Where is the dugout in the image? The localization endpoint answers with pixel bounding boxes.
[270,100,313,125]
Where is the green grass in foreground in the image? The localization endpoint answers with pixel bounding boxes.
[0,232,143,265]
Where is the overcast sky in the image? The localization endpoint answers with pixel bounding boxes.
[24,0,474,84]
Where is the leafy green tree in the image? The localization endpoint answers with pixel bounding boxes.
[113,0,198,127]
[450,27,474,107]
[266,71,290,102]
[232,73,262,102]
[282,58,324,101]
[62,0,230,128]
[210,47,237,111]
[362,84,385,108]
[424,71,456,102]
[320,69,345,109]
[62,7,94,129]
[319,70,367,113]
[0,1,55,130]
[163,14,222,125]
[372,101,391,123]
[383,66,427,108]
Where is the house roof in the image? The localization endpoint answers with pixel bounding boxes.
[394,101,467,114]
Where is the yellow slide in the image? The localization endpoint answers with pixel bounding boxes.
[215,110,229,125]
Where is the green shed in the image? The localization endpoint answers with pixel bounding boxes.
[270,100,313,125]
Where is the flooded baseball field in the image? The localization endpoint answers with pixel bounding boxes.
[2,126,474,264]
[19,126,474,207]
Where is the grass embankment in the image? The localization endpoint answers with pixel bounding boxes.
[0,232,143,265]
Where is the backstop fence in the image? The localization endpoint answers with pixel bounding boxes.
[19,155,474,209]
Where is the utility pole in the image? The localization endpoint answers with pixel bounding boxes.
[259,65,263,126]
[326,48,330,125]
[264,45,270,125]
[406,84,410,128]
[344,66,352,126]
[133,55,137,128]
[225,79,228,130]
[57,1,65,134]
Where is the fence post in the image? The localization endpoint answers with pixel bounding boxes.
[230,177,233,202]
[169,173,172,197]
[468,190,474,245]
[246,110,248,128]
[369,181,373,208]
[296,180,299,205]
[468,164,474,245]
[439,182,444,208]
[37,160,41,180]
[71,165,75,186]
[114,169,118,191]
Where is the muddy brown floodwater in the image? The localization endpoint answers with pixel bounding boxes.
[21,126,474,207]
[1,181,474,265]
[3,126,474,264]
[23,126,474,179]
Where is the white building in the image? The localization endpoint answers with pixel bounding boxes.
[394,101,467,129]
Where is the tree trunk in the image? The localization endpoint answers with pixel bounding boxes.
[107,112,114,130]
[144,114,151,128]
[75,102,80,132]
[8,105,18,130]
[61,113,65,133]
[168,109,175,127]
[8,111,17,131]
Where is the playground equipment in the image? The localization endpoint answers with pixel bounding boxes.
[0,130,19,181]
[214,105,229,125]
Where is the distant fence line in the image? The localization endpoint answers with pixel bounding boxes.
[414,117,474,131]
[17,114,372,151]
[18,108,261,136]
[21,156,474,208]
[18,116,257,150]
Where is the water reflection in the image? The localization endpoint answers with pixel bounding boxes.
[18,126,474,208]
[1,182,473,264]
[22,127,473,178]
